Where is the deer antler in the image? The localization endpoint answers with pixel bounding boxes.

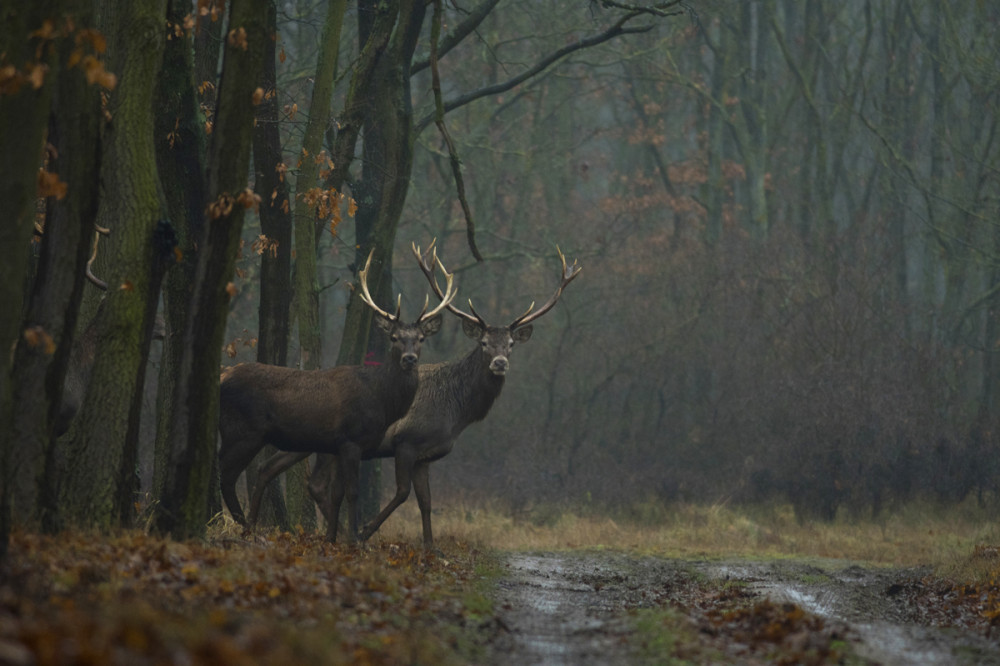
[360,247,457,323]
[357,249,397,321]
[418,252,456,323]
[413,239,484,328]
[509,246,581,329]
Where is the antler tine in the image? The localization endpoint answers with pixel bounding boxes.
[418,261,457,323]
[510,300,535,324]
[412,239,482,325]
[415,293,430,321]
[356,249,395,321]
[509,245,582,329]
[466,298,491,327]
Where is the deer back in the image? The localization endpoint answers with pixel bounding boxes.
[219,360,419,453]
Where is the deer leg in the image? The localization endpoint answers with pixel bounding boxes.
[248,450,309,526]
[219,439,261,527]
[359,447,416,541]
[411,461,434,550]
[308,454,337,528]
[325,456,347,543]
[340,443,362,543]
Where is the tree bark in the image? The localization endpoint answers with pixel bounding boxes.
[291,0,348,375]
[250,0,296,529]
[0,0,61,558]
[10,5,103,530]
[59,0,168,531]
[337,0,427,522]
[156,0,269,539]
[152,0,209,502]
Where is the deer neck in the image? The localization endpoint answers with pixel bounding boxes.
[376,347,421,420]
[454,345,505,423]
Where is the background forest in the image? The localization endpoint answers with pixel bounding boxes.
[2,0,999,554]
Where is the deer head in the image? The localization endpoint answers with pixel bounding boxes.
[357,248,456,370]
[412,240,580,376]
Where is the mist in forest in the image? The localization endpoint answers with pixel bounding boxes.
[3,1,998,544]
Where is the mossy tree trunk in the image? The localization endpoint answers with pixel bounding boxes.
[285,0,348,532]
[10,1,103,531]
[59,0,169,531]
[156,0,269,539]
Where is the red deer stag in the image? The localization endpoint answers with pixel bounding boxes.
[250,240,580,549]
[217,249,455,542]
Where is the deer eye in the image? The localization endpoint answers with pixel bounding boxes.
[391,335,399,343]
[418,335,425,343]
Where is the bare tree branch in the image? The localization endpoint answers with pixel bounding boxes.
[415,12,655,133]
[598,0,687,18]
[429,0,484,262]
[412,0,502,75]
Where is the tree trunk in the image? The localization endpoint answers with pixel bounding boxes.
[285,0,348,533]
[152,0,209,503]
[338,0,427,522]
[9,4,102,530]
[59,0,168,531]
[250,0,297,530]
[291,0,348,375]
[0,0,61,558]
[156,0,269,539]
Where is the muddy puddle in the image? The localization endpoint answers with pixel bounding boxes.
[487,552,1000,665]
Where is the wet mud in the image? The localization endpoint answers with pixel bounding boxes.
[487,551,1000,665]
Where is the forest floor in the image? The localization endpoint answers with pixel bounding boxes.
[1,514,999,665]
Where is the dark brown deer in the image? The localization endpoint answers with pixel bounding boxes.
[250,241,580,549]
[217,249,456,542]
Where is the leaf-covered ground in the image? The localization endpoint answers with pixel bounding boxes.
[0,529,493,665]
[1,527,998,665]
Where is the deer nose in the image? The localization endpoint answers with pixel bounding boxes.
[400,352,418,370]
[489,356,508,375]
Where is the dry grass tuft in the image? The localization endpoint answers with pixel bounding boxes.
[368,497,1000,568]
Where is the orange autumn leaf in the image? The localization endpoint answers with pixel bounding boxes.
[22,326,56,355]
[37,169,67,199]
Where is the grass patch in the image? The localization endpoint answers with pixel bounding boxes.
[633,607,720,665]
[372,496,1000,568]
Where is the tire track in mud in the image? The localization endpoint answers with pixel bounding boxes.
[488,553,638,665]
[711,560,1000,666]
[487,552,1000,666]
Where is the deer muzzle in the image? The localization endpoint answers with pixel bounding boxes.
[489,356,509,375]
[400,352,418,370]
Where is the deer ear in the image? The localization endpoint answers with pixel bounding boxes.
[462,319,484,339]
[512,325,533,343]
[420,314,443,336]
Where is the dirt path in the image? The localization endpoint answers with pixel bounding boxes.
[486,552,1000,665]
